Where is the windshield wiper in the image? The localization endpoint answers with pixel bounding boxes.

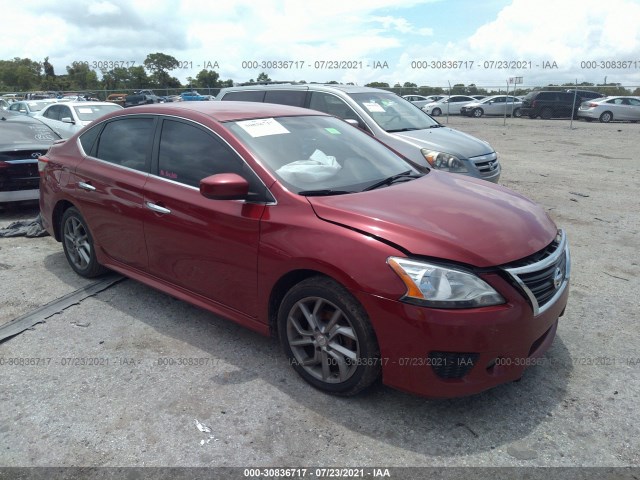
[386,127,421,133]
[429,124,444,128]
[298,189,354,196]
[362,171,423,192]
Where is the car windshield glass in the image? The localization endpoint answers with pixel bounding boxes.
[73,105,121,121]
[27,102,55,112]
[348,92,439,132]
[226,115,424,194]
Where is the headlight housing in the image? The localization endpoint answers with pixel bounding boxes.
[387,257,505,308]
[421,149,468,173]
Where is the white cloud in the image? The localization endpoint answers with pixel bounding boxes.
[87,1,121,15]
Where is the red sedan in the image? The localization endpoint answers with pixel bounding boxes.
[39,101,570,398]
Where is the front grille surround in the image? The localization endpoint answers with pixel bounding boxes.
[502,230,570,316]
[470,152,499,176]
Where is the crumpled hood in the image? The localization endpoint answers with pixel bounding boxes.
[307,172,558,267]
[393,126,493,159]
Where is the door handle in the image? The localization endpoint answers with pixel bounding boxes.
[78,181,96,192]
[145,201,171,215]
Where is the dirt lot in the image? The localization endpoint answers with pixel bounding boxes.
[0,116,638,473]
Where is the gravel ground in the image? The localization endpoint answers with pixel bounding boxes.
[0,117,638,472]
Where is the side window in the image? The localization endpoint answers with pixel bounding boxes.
[43,105,60,120]
[59,106,72,119]
[220,91,265,102]
[158,120,243,188]
[264,90,306,107]
[95,118,153,172]
[79,124,102,155]
[627,98,640,106]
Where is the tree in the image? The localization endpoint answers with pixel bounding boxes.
[403,82,417,88]
[195,69,220,89]
[0,57,42,90]
[143,52,179,88]
[66,61,99,90]
[365,81,390,88]
[43,57,55,78]
[256,72,271,83]
[127,66,151,90]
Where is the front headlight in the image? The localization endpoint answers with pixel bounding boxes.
[421,149,468,173]
[387,257,505,308]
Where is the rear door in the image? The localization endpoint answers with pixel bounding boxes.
[73,116,155,270]
[142,118,267,317]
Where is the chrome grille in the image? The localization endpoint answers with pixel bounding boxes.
[502,230,570,316]
[470,152,499,176]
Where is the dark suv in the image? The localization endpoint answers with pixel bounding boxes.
[521,90,601,119]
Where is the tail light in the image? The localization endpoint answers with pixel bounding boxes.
[586,103,598,108]
[532,100,538,108]
[38,155,49,174]
[0,161,10,170]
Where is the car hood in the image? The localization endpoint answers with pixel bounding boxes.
[307,172,557,267]
[392,126,493,159]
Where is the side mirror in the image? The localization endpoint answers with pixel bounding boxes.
[343,119,360,128]
[61,117,75,124]
[200,173,249,200]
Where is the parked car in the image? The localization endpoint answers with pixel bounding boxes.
[422,95,478,116]
[402,94,445,108]
[7,99,58,116]
[216,85,501,183]
[180,90,210,101]
[566,89,603,101]
[34,102,123,138]
[106,93,127,107]
[471,95,487,100]
[39,101,570,398]
[124,89,163,107]
[520,91,599,119]
[577,96,640,123]
[0,98,10,110]
[1,115,61,203]
[461,95,523,118]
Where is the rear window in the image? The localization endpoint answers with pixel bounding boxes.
[264,90,306,107]
[220,91,266,102]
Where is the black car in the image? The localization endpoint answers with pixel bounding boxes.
[521,90,601,119]
[0,114,61,203]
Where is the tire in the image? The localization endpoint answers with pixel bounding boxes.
[599,111,613,123]
[61,207,107,278]
[540,108,553,120]
[431,108,442,116]
[277,276,381,396]
[512,108,522,118]
[472,108,483,118]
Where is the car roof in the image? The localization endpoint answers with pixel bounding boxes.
[114,100,330,123]
[53,101,119,107]
[219,84,393,95]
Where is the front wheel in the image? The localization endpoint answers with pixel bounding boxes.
[512,108,522,118]
[61,207,107,278]
[278,277,381,396]
[472,108,483,118]
[431,108,442,116]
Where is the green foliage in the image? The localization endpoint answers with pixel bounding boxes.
[365,81,390,88]
[256,72,271,82]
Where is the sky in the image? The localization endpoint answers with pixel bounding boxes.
[2,0,640,89]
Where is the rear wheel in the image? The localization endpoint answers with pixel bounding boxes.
[278,277,381,396]
[599,111,613,123]
[61,207,107,278]
[512,108,522,118]
[540,107,553,119]
[472,108,483,118]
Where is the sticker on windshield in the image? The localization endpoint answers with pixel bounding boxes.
[362,102,385,113]
[324,127,341,134]
[236,118,290,137]
[78,108,93,113]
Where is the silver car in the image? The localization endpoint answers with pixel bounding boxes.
[403,94,446,108]
[216,85,501,182]
[34,101,123,138]
[460,95,523,118]
[577,96,640,123]
[7,99,58,116]
[422,95,478,116]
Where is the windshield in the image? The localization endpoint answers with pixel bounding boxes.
[348,92,440,132]
[73,105,121,121]
[227,115,424,194]
[27,101,56,112]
